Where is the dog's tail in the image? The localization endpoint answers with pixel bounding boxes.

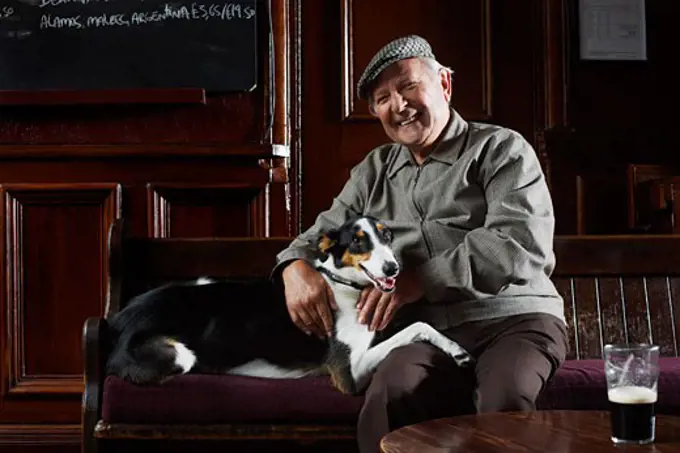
[107,332,196,384]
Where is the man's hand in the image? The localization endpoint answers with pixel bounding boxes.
[357,268,423,332]
[281,260,337,339]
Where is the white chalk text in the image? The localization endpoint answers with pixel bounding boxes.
[38,2,255,30]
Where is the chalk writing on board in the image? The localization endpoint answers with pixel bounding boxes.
[0,0,259,92]
[36,3,255,30]
[1,6,14,19]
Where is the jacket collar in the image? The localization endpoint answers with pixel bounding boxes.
[388,108,469,178]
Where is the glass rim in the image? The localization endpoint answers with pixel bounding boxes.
[604,343,660,352]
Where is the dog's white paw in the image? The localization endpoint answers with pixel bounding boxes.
[453,351,474,367]
[405,322,474,368]
[439,340,474,367]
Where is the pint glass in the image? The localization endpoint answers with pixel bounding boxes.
[604,343,660,444]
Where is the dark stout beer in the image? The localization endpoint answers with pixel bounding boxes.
[608,386,657,444]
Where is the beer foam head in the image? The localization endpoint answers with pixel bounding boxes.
[608,386,658,404]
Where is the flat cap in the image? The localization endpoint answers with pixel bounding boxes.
[357,35,435,100]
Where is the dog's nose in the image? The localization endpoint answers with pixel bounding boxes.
[382,261,399,277]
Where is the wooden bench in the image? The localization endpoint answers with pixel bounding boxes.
[82,220,680,453]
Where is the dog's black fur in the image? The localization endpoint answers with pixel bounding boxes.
[106,277,329,384]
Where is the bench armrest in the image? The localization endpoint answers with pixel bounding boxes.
[82,316,111,453]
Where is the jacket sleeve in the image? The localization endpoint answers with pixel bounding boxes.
[270,155,376,280]
[418,130,556,302]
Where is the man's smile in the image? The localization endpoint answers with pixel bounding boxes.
[396,113,420,127]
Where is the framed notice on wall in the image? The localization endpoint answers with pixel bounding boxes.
[579,0,647,61]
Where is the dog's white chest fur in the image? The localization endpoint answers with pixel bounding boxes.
[331,285,375,364]
[335,308,373,359]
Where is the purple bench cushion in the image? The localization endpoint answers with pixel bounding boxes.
[102,358,680,424]
[537,358,680,415]
[102,373,364,424]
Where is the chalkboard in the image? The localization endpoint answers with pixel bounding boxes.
[0,0,258,92]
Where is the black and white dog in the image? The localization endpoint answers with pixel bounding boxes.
[106,216,472,394]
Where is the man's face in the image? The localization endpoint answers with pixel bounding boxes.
[369,58,451,153]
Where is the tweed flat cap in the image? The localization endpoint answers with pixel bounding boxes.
[357,35,436,100]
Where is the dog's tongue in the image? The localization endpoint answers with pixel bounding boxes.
[376,277,396,291]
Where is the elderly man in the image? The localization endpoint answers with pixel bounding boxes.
[273,35,568,453]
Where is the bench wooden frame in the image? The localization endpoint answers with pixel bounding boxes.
[82,219,680,452]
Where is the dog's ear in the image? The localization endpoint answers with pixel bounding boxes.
[375,222,393,243]
[317,232,336,254]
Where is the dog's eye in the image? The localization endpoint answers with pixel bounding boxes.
[352,236,361,244]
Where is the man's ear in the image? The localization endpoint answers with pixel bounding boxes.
[440,68,452,103]
[317,232,336,254]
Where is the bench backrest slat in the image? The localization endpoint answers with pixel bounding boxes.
[553,235,680,359]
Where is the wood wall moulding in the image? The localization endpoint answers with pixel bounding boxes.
[0,424,80,446]
[0,97,264,146]
[268,0,292,147]
[147,182,268,239]
[0,143,289,159]
[0,183,121,398]
[340,0,492,121]
[532,0,569,132]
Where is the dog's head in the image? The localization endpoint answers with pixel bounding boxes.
[316,216,400,293]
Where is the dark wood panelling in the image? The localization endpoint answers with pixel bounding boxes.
[0,158,279,238]
[543,1,680,235]
[532,0,568,132]
[147,183,267,238]
[0,158,285,435]
[0,143,286,159]
[1,184,121,396]
[0,90,264,147]
[567,1,678,135]
[0,0,294,448]
[627,170,680,234]
[0,425,80,447]
[340,0,491,121]
[490,0,540,141]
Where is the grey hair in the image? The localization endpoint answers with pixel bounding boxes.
[421,57,454,78]
[367,57,454,108]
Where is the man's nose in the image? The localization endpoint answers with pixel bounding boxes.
[389,92,406,113]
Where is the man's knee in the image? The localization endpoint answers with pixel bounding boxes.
[474,314,568,413]
[474,341,563,413]
[475,365,544,412]
[365,343,435,401]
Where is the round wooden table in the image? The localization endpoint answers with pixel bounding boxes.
[380,410,680,452]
